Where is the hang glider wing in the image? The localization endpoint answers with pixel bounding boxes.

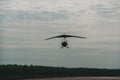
[45,35,64,40]
[45,35,86,40]
[63,35,86,39]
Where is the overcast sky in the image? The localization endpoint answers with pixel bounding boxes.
[0,0,120,69]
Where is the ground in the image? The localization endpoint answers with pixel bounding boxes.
[22,77,120,80]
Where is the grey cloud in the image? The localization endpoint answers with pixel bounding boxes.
[95,4,120,18]
[0,10,69,22]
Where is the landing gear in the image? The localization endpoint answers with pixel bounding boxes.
[60,46,69,49]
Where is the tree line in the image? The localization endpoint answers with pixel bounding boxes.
[0,64,120,79]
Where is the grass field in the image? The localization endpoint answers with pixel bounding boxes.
[23,77,120,80]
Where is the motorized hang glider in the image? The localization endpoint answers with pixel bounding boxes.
[45,34,86,48]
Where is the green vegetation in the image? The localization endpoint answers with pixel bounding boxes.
[0,64,120,80]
